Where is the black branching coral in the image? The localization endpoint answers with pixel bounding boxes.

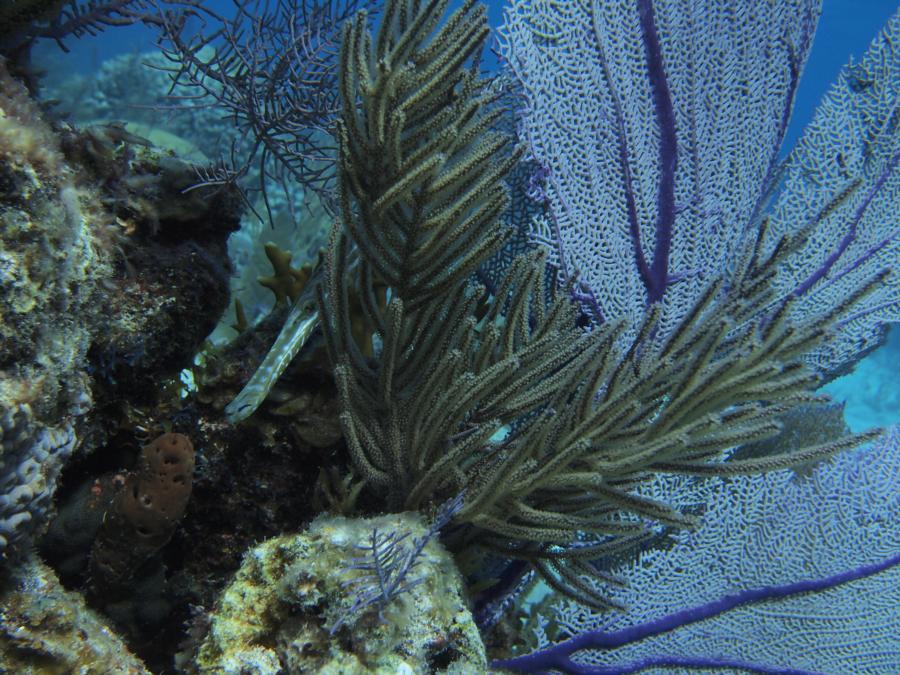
[146,0,378,221]
[1,1,148,56]
[321,0,883,608]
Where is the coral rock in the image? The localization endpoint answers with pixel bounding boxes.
[0,404,75,561]
[0,554,149,674]
[0,60,109,421]
[195,513,487,674]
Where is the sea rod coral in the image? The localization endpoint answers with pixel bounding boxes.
[313,0,886,612]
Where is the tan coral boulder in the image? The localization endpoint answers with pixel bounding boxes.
[0,555,149,674]
[195,512,488,674]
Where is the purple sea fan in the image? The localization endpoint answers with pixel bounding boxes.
[765,10,900,374]
[496,428,900,674]
[500,0,899,377]
[500,0,821,340]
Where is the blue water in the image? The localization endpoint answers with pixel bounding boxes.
[55,0,899,155]
[824,325,900,431]
[785,0,898,151]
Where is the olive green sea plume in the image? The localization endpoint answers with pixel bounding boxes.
[314,0,881,608]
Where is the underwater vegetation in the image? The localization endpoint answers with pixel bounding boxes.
[0,0,898,673]
[144,0,378,221]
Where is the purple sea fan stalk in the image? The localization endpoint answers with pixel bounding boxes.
[494,427,900,673]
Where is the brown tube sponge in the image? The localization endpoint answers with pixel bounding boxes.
[90,433,195,592]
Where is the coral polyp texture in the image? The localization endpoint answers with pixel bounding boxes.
[0,556,149,674]
[0,404,74,559]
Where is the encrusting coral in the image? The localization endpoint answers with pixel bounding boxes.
[1,52,240,417]
[0,57,108,421]
[0,555,149,674]
[0,404,75,560]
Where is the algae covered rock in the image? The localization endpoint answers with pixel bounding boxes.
[0,555,149,674]
[196,512,487,674]
[0,59,110,421]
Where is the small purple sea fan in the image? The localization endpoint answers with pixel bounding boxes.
[330,493,464,634]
